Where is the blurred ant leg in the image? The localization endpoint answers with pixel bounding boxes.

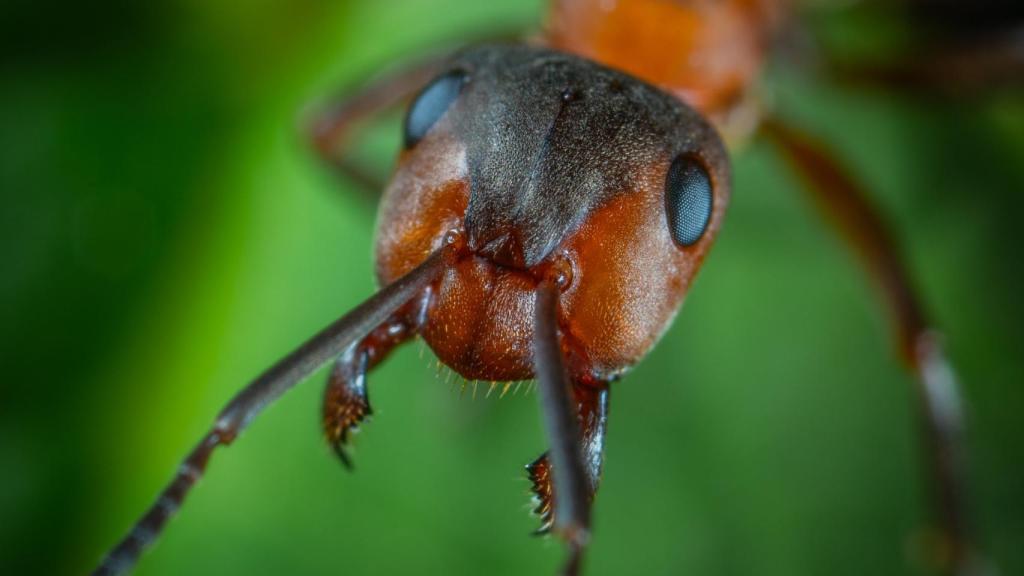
[92,248,449,576]
[762,118,977,575]
[534,280,596,576]
[306,55,449,195]
[826,26,1024,95]
[527,381,609,534]
[323,309,422,468]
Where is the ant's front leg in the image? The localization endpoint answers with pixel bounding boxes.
[323,307,423,468]
[527,381,609,535]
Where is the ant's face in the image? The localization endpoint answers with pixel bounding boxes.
[375,45,730,381]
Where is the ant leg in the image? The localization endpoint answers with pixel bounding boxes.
[820,24,1024,95]
[92,247,449,576]
[762,118,980,575]
[533,280,595,576]
[323,311,421,468]
[526,381,609,535]
[323,344,372,469]
[306,55,448,195]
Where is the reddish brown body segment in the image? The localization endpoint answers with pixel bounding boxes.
[547,0,781,117]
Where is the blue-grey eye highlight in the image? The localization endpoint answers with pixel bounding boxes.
[665,155,713,247]
[403,70,468,148]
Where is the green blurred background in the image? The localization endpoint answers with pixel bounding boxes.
[1,1,1022,575]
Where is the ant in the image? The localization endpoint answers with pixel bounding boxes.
[94,0,1016,574]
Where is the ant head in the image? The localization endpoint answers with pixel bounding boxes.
[376,44,729,380]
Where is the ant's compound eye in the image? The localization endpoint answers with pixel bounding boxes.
[665,155,713,247]
[403,70,468,148]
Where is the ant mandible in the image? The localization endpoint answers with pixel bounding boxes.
[94,1,990,574]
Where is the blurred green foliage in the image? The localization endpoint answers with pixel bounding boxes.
[1,1,1022,575]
